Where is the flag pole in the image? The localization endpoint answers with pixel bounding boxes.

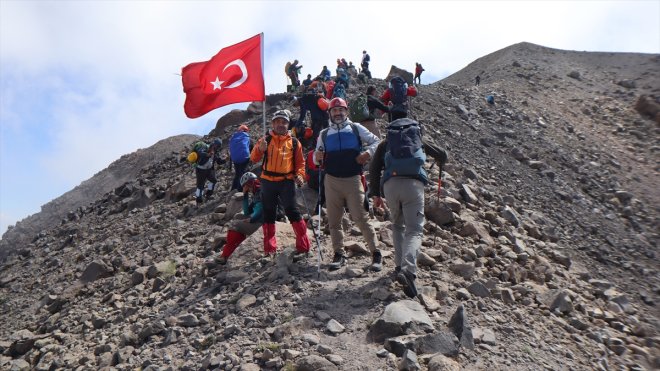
[260,32,267,136]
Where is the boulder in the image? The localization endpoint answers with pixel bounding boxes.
[368,300,434,343]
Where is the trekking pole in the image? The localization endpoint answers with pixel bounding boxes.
[316,167,323,278]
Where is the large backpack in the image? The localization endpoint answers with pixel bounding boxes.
[389,76,408,112]
[229,132,251,163]
[284,61,292,75]
[349,94,370,123]
[383,118,428,184]
[332,82,346,99]
[192,141,212,168]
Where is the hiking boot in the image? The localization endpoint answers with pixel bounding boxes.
[215,255,227,265]
[292,251,309,263]
[328,252,346,271]
[195,196,203,205]
[370,250,383,272]
[205,189,214,199]
[396,271,418,298]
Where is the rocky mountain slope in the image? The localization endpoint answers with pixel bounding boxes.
[0,134,200,261]
[0,42,658,370]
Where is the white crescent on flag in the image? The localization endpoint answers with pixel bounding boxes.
[224,59,248,88]
[209,59,248,91]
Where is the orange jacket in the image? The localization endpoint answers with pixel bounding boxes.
[250,131,305,182]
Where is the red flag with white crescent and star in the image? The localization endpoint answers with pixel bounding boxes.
[182,33,264,119]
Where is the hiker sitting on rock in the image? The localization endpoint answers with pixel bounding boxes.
[214,172,263,265]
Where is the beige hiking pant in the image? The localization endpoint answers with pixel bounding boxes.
[324,174,378,253]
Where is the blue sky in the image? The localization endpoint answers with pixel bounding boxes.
[1,1,659,236]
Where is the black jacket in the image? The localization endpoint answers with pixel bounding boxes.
[366,95,390,121]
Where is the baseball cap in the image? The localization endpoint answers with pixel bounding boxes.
[272,110,290,122]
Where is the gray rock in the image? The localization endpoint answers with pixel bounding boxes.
[9,359,30,371]
[139,321,165,342]
[425,200,456,225]
[473,327,497,345]
[617,79,636,89]
[447,304,474,350]
[419,293,441,312]
[302,333,320,345]
[317,344,333,355]
[368,300,434,343]
[237,294,257,311]
[459,184,478,204]
[399,349,421,371]
[283,349,301,360]
[417,252,437,267]
[131,267,148,286]
[7,330,38,357]
[325,354,343,365]
[177,313,199,327]
[239,364,261,371]
[326,319,345,335]
[450,262,475,279]
[428,354,460,371]
[414,332,460,356]
[456,288,471,300]
[501,288,516,305]
[80,260,114,283]
[385,334,416,357]
[500,206,520,227]
[540,289,573,314]
[467,281,490,298]
[295,355,338,371]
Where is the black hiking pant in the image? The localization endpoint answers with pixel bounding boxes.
[231,160,250,191]
[196,167,217,190]
[261,179,302,224]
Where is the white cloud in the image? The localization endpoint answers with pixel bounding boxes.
[1,0,658,235]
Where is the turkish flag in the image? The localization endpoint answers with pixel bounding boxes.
[182,33,265,119]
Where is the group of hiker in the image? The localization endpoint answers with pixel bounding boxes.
[188,58,447,298]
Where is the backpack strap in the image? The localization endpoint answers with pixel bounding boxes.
[261,134,300,178]
[320,123,362,151]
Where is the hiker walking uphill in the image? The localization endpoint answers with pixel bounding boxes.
[296,86,329,149]
[302,74,313,87]
[229,125,252,191]
[250,110,310,257]
[369,118,447,298]
[356,85,390,138]
[188,138,224,205]
[313,97,382,271]
[285,59,303,88]
[319,66,331,81]
[414,63,425,85]
[361,50,372,79]
[213,172,263,265]
[381,76,418,121]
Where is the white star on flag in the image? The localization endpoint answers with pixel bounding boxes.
[210,77,223,90]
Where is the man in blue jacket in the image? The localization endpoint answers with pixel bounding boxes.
[314,98,382,271]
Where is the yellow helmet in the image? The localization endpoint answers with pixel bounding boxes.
[187,152,198,163]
